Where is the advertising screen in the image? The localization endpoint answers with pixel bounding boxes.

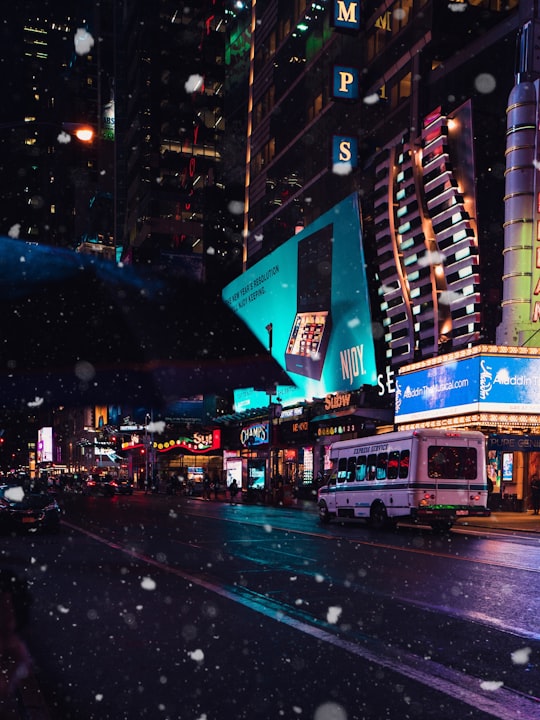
[225,458,242,488]
[37,426,53,463]
[223,194,377,401]
[396,353,540,421]
[248,460,266,489]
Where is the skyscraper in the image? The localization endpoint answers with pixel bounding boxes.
[242,0,519,371]
[118,0,242,286]
[0,3,100,247]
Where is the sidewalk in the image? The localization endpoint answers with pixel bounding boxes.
[454,510,540,533]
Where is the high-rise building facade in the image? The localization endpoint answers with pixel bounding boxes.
[243,0,519,371]
[0,3,102,248]
[222,0,540,492]
[118,0,242,286]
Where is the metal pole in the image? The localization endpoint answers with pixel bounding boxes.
[144,414,149,489]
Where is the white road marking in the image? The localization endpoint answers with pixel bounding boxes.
[63,520,540,719]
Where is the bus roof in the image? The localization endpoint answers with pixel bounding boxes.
[330,428,485,452]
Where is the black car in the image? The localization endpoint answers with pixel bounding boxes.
[0,485,61,533]
[114,477,134,495]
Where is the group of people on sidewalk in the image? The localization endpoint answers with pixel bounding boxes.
[202,473,239,504]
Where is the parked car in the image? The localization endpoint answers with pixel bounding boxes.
[0,484,61,533]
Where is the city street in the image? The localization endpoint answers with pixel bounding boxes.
[3,493,540,720]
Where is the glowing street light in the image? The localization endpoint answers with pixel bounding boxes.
[64,124,95,143]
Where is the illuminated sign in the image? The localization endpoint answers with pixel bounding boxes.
[233,385,299,413]
[240,422,269,447]
[396,353,540,422]
[324,392,351,411]
[37,426,53,464]
[123,429,221,454]
[377,367,396,396]
[332,136,358,168]
[332,66,359,100]
[317,423,358,437]
[223,194,377,402]
[332,1,360,31]
[225,457,242,487]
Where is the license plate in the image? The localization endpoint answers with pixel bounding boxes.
[456,510,468,516]
[22,516,36,523]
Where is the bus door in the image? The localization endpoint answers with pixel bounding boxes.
[335,455,357,515]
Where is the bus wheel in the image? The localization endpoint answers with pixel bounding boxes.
[318,502,331,524]
[370,502,388,530]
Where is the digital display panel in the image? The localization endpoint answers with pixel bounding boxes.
[223,194,377,401]
[37,426,53,464]
[396,354,540,421]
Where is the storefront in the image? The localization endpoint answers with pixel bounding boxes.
[275,406,315,499]
[121,427,222,491]
[395,345,540,512]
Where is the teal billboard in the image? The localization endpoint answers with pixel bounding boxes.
[222,194,377,401]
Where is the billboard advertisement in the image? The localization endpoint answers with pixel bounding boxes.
[223,194,377,402]
[396,353,540,422]
[37,426,53,464]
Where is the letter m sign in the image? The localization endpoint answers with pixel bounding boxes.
[333,1,360,31]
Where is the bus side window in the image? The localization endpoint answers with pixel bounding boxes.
[387,451,400,480]
[399,450,410,479]
[337,457,348,482]
[376,453,387,480]
[347,457,356,482]
[355,455,366,481]
[367,453,377,481]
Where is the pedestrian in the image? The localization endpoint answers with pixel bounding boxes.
[203,472,212,501]
[229,478,239,505]
[531,474,540,514]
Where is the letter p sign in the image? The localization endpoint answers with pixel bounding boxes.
[333,66,359,100]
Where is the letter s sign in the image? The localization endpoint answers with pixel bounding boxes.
[333,136,358,169]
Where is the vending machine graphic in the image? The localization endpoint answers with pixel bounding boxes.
[285,225,333,379]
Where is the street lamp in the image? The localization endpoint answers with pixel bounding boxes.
[144,413,150,490]
[144,411,155,491]
[69,125,94,143]
[0,119,95,143]
[0,118,97,246]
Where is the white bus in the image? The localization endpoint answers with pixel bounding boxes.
[317,429,490,532]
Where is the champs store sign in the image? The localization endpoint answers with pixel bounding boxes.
[240,422,269,447]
